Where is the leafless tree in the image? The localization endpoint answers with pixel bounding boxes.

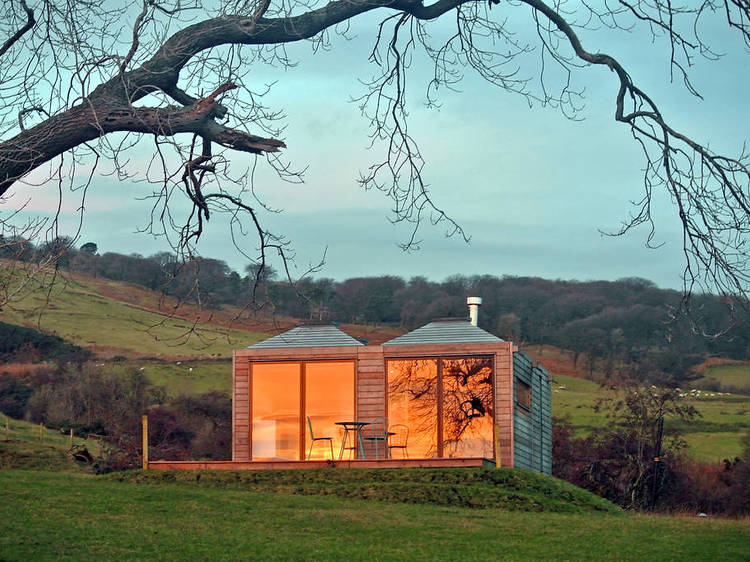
[1,0,749,310]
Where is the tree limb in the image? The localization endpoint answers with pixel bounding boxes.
[0,0,34,59]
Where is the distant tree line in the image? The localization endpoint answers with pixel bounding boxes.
[5,237,750,386]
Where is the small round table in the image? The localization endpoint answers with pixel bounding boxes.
[335,421,371,460]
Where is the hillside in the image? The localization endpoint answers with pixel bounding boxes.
[1,268,403,358]
[524,345,750,462]
[0,273,269,359]
[0,417,99,472]
[1,270,748,461]
[2,470,749,561]
[10,244,750,386]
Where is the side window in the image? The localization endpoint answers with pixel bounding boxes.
[516,379,531,411]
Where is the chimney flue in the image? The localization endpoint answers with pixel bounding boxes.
[467,296,482,327]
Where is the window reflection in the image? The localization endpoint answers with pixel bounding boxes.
[305,362,355,460]
[252,363,301,461]
[387,356,493,459]
[442,357,493,458]
[387,359,438,458]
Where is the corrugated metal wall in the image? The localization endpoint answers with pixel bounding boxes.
[512,350,552,474]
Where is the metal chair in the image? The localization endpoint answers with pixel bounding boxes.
[387,424,409,458]
[306,416,334,460]
[362,417,389,459]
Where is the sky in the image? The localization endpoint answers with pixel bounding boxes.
[4,4,750,289]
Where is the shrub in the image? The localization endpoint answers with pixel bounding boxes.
[0,374,33,418]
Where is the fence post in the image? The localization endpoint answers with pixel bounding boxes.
[142,414,148,470]
[68,428,74,448]
[4,416,8,440]
[39,423,44,443]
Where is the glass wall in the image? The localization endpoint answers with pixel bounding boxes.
[387,356,493,459]
[387,359,438,458]
[305,362,355,460]
[252,363,301,461]
[251,361,355,461]
[441,357,494,458]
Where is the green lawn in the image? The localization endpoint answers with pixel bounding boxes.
[552,374,750,462]
[0,470,748,561]
[0,276,266,358]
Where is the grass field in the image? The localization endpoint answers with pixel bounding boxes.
[1,470,748,561]
[0,417,98,472]
[694,363,750,394]
[132,359,233,396]
[551,374,750,462]
[0,275,267,358]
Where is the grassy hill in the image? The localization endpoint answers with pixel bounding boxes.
[0,416,99,472]
[1,469,748,561]
[113,466,620,513]
[0,273,269,359]
[550,372,750,462]
[525,345,750,462]
[693,361,750,394]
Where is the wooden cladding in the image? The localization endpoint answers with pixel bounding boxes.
[232,341,515,466]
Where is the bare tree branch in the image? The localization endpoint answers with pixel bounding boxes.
[0,0,34,59]
[1,0,749,318]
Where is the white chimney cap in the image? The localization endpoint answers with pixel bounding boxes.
[467,296,482,326]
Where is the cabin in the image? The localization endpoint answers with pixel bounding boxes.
[230,299,552,473]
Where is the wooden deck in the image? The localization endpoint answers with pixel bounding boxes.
[148,457,496,471]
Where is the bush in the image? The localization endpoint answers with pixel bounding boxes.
[0,321,91,363]
[0,374,33,418]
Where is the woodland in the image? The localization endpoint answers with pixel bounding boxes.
[6,240,750,386]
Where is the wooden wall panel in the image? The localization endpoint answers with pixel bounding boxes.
[356,347,386,459]
[493,342,515,468]
[232,355,251,461]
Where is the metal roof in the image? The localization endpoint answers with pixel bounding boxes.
[383,319,503,346]
[248,324,365,349]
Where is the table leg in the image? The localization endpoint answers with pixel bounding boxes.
[338,428,348,460]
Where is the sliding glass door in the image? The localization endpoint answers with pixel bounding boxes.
[305,362,355,460]
[252,363,301,461]
[251,361,355,461]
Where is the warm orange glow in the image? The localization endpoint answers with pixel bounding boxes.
[305,362,355,460]
[441,357,493,458]
[252,363,301,461]
[387,356,494,459]
[387,359,438,458]
[251,361,356,461]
